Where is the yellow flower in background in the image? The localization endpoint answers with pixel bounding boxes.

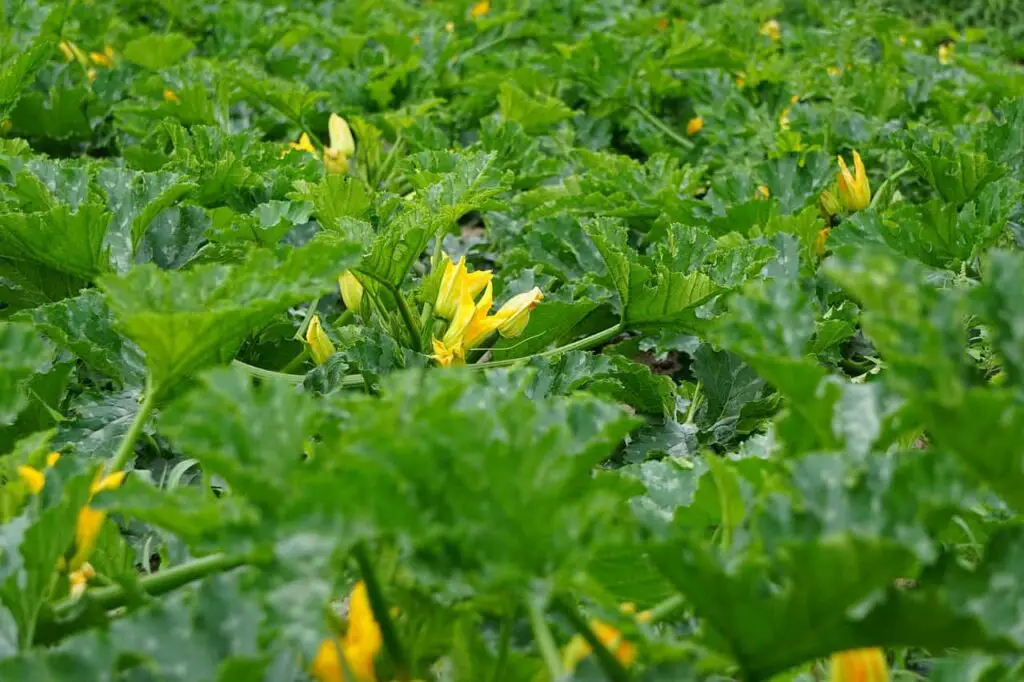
[445,22,455,33]
[756,185,770,200]
[493,287,543,338]
[471,0,490,18]
[461,282,502,349]
[163,89,181,104]
[815,226,831,256]
[71,469,126,569]
[562,619,637,675]
[312,581,383,682]
[760,19,781,41]
[58,41,76,62]
[339,271,364,313]
[938,43,954,65]
[305,315,336,365]
[17,451,61,494]
[685,116,704,136]
[89,45,115,67]
[836,150,871,211]
[324,113,356,174]
[434,256,492,320]
[829,648,889,682]
[827,65,842,77]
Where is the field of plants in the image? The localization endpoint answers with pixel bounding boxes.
[2,0,1024,679]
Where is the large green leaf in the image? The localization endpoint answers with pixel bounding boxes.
[0,203,112,281]
[0,322,54,427]
[98,236,360,393]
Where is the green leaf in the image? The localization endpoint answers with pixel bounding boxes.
[0,10,61,120]
[585,219,719,330]
[19,290,144,386]
[691,345,766,446]
[0,203,112,280]
[122,33,196,71]
[98,236,360,393]
[904,129,1005,206]
[977,250,1024,388]
[0,322,54,427]
[497,82,575,134]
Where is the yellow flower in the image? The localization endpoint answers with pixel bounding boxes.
[815,226,831,256]
[305,315,336,365]
[69,562,96,599]
[471,0,490,18]
[836,150,871,211]
[339,271,364,313]
[461,282,502,349]
[17,451,61,494]
[324,113,356,174]
[685,116,704,136]
[760,19,781,41]
[290,132,317,155]
[938,43,954,65]
[756,185,770,200]
[819,189,841,220]
[492,287,543,338]
[312,581,383,682]
[89,45,115,68]
[71,470,127,569]
[829,648,889,682]
[163,89,180,104]
[430,337,461,368]
[827,66,841,77]
[434,256,492,320]
[562,619,636,674]
[445,22,455,33]
[58,41,76,62]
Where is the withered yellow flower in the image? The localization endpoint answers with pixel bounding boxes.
[686,116,704,136]
[938,43,954,65]
[89,45,115,68]
[829,648,889,682]
[324,113,356,174]
[305,315,336,365]
[493,287,543,338]
[562,619,637,674]
[836,150,871,211]
[312,581,383,682]
[339,271,364,313]
[69,562,96,599]
[163,89,181,104]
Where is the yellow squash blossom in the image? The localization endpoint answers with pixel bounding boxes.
[471,0,490,18]
[756,185,770,200]
[492,287,543,338]
[819,189,841,220]
[760,19,781,41]
[431,279,480,367]
[89,45,115,68]
[938,43,954,65]
[829,648,889,682]
[58,41,76,62]
[69,562,96,599]
[445,22,455,33]
[17,451,62,493]
[434,256,492,320]
[305,315,336,365]
[836,150,871,211]
[163,89,181,104]
[290,132,317,155]
[324,113,356,174]
[339,271,364,313]
[71,470,126,569]
[312,581,383,682]
[685,116,704,136]
[562,619,637,674]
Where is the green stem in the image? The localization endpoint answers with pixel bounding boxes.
[108,379,157,472]
[527,598,563,682]
[352,542,410,679]
[231,360,366,389]
[294,297,321,341]
[630,103,694,149]
[373,135,405,189]
[684,380,702,424]
[491,614,512,682]
[473,323,624,370]
[391,287,422,353]
[642,594,685,623]
[552,597,630,682]
[38,552,253,644]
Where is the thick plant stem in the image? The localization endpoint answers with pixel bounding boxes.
[553,597,631,682]
[474,323,624,370]
[390,286,422,353]
[109,379,157,472]
[527,598,563,682]
[630,103,694,149]
[352,542,410,679]
[38,552,252,644]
